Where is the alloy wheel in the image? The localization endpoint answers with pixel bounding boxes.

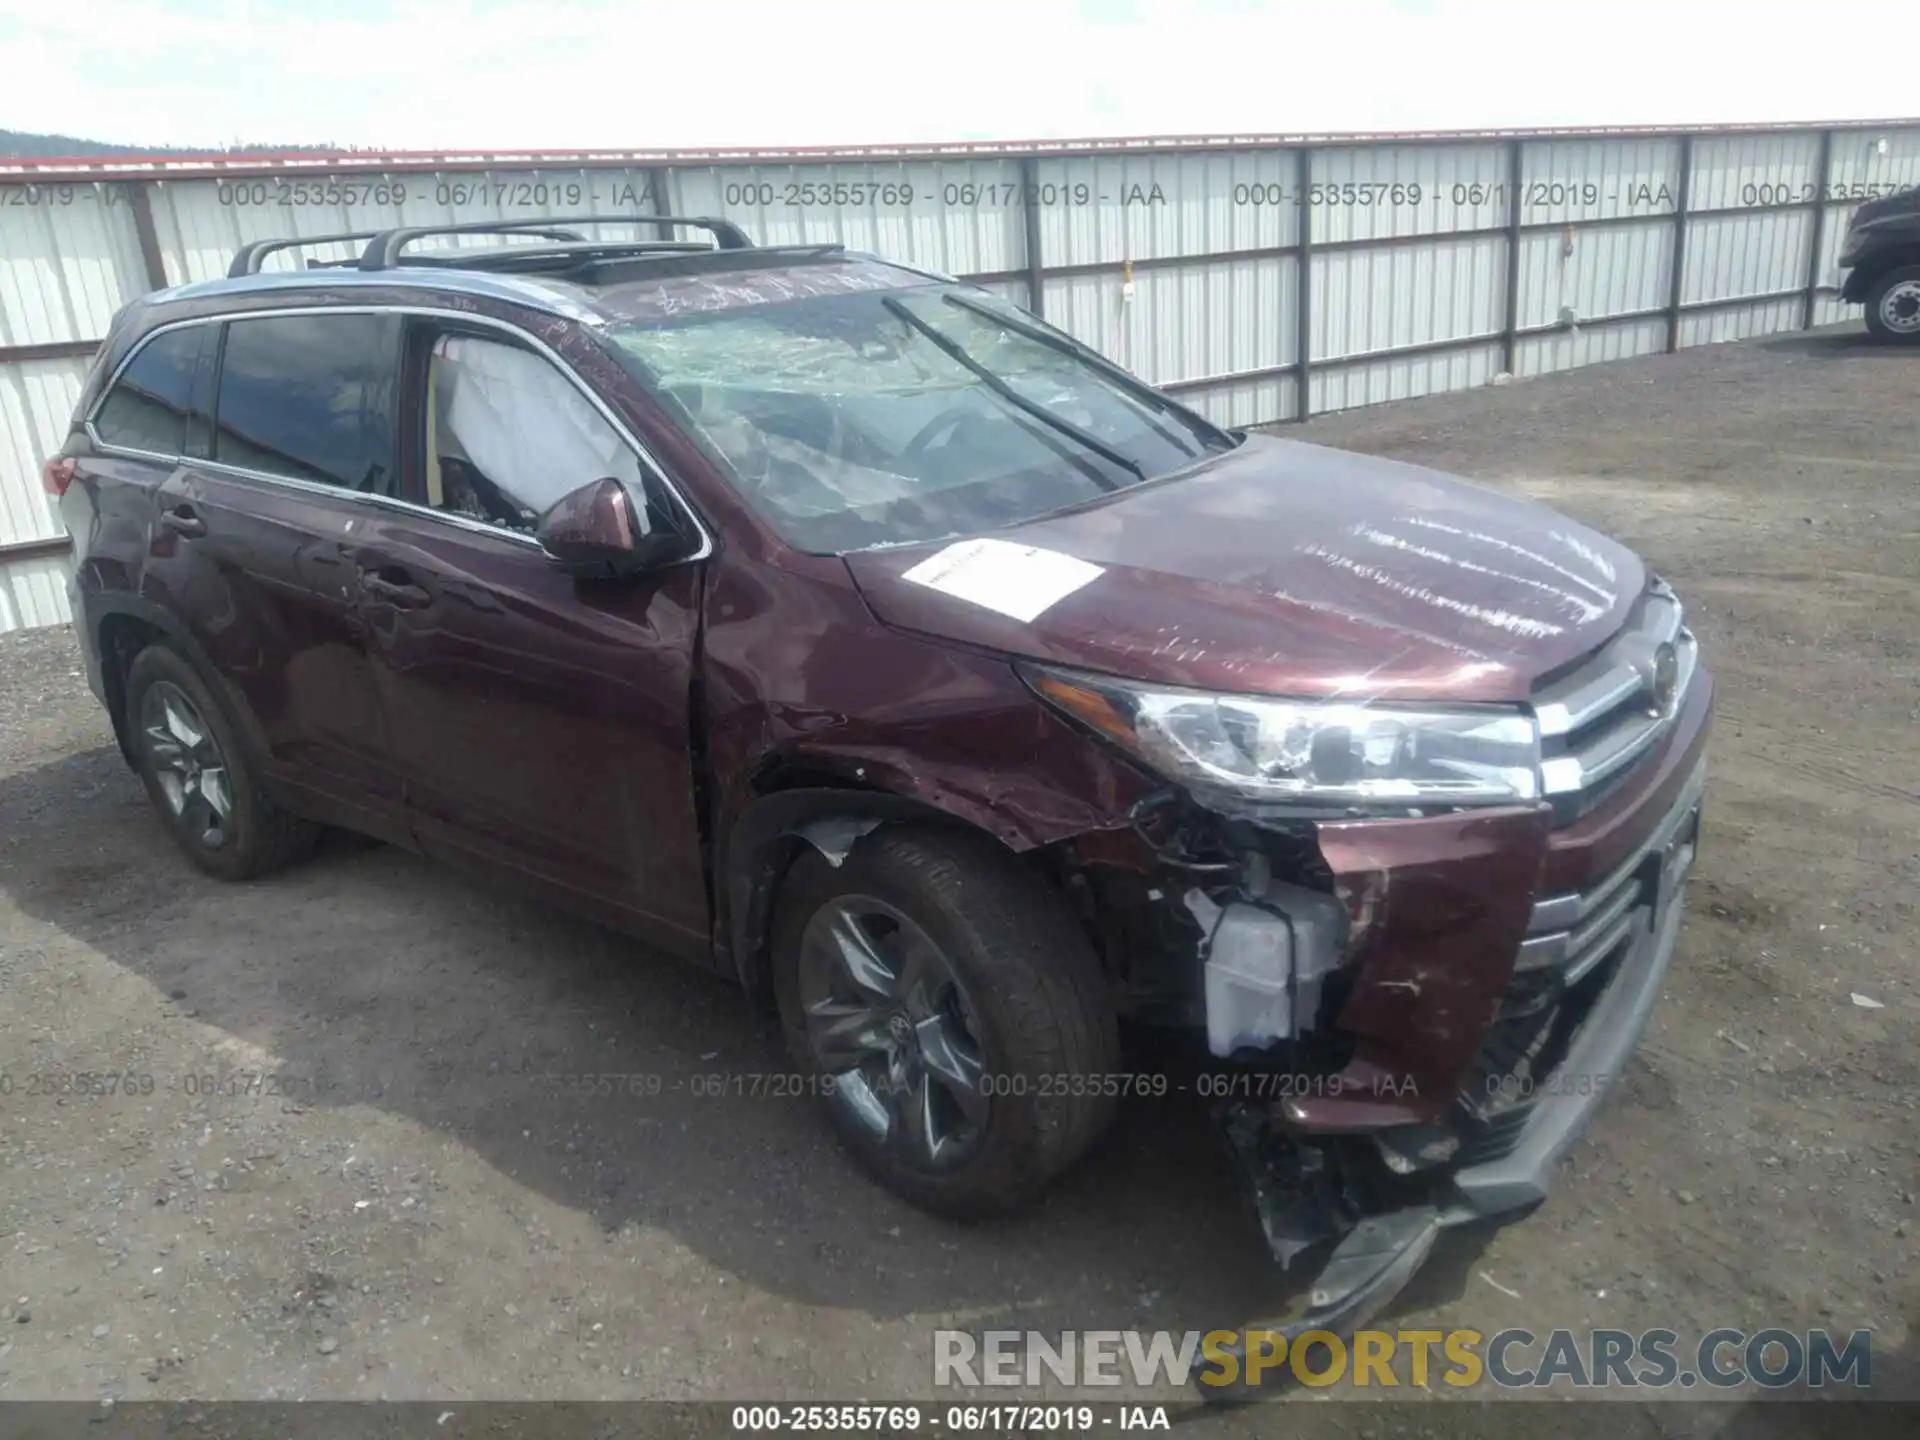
[797,895,989,1170]
[140,680,233,851]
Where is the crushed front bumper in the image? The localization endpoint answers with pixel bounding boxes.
[1219,753,1706,1346]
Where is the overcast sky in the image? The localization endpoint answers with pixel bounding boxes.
[2,0,1913,152]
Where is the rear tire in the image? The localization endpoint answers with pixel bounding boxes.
[772,825,1120,1219]
[1863,264,1920,343]
[124,644,319,881]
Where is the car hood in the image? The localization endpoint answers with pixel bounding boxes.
[842,434,1646,703]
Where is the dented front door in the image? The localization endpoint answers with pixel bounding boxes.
[355,508,711,956]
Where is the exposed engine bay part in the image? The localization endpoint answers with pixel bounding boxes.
[1218,1103,1351,1270]
[1187,879,1349,1058]
[1216,1101,1444,1381]
[1210,765,1702,1385]
[1221,1101,1452,1370]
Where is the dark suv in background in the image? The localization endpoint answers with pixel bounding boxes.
[45,217,1711,1343]
[1839,185,1920,342]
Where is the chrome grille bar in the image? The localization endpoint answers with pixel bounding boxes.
[1534,590,1683,739]
[1532,582,1696,822]
[1524,758,1708,946]
[1456,759,1706,1165]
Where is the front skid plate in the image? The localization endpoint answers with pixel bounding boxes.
[1206,1204,1446,1401]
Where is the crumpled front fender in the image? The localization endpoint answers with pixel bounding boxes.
[1287,806,1551,1127]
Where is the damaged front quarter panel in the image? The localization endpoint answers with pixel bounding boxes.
[1102,782,1549,1122]
[1160,789,1548,1131]
[1298,805,1549,1128]
[1161,793,1552,1361]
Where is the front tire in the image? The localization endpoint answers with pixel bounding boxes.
[772,826,1120,1219]
[124,644,319,881]
[1863,264,1920,343]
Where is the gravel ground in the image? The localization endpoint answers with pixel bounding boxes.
[0,324,1916,1436]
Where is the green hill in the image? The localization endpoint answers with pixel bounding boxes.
[0,129,340,159]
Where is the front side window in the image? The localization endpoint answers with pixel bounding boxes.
[423,333,647,533]
[213,313,401,495]
[93,326,205,456]
[607,285,1236,553]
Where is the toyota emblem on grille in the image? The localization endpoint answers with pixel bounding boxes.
[1648,641,1680,714]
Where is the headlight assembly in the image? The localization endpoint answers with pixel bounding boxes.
[1022,663,1541,808]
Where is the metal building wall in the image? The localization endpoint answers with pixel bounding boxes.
[0,186,150,628]
[3,120,1917,632]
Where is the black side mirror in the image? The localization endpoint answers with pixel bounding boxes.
[535,477,694,580]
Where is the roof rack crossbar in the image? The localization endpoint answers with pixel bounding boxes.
[356,215,753,271]
[228,230,386,278]
[226,226,594,278]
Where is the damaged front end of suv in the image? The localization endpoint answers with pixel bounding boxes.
[1017,586,1711,1342]
[622,262,1712,1334]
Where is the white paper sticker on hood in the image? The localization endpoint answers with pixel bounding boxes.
[900,538,1104,623]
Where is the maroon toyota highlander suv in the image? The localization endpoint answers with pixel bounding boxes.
[46,217,1710,1344]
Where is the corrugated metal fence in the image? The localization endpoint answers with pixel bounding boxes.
[3,121,1916,632]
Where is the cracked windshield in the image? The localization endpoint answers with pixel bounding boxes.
[610,286,1235,552]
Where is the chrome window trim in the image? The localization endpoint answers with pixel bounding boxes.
[84,303,714,562]
[169,453,548,549]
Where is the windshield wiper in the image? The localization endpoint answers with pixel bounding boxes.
[941,291,1237,454]
[943,294,1198,460]
[882,296,1143,486]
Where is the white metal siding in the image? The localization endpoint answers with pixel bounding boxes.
[0,355,86,546]
[1035,151,1298,265]
[1679,295,1805,347]
[1312,235,1503,360]
[1311,144,1506,246]
[673,161,1026,276]
[0,188,148,344]
[1311,342,1502,416]
[1828,128,1920,189]
[1683,209,1814,305]
[1516,220,1671,328]
[1515,317,1667,380]
[1689,132,1822,213]
[0,354,87,630]
[4,121,1919,631]
[1180,373,1299,429]
[1815,202,1855,291]
[1521,138,1682,226]
[151,168,681,286]
[0,549,71,631]
[1049,254,1294,389]
[1811,292,1855,328]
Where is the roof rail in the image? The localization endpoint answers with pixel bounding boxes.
[380,240,723,270]
[356,215,753,271]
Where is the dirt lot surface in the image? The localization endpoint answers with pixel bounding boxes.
[1,326,1916,1436]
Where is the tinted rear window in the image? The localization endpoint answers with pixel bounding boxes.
[93,327,204,455]
[213,313,401,495]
